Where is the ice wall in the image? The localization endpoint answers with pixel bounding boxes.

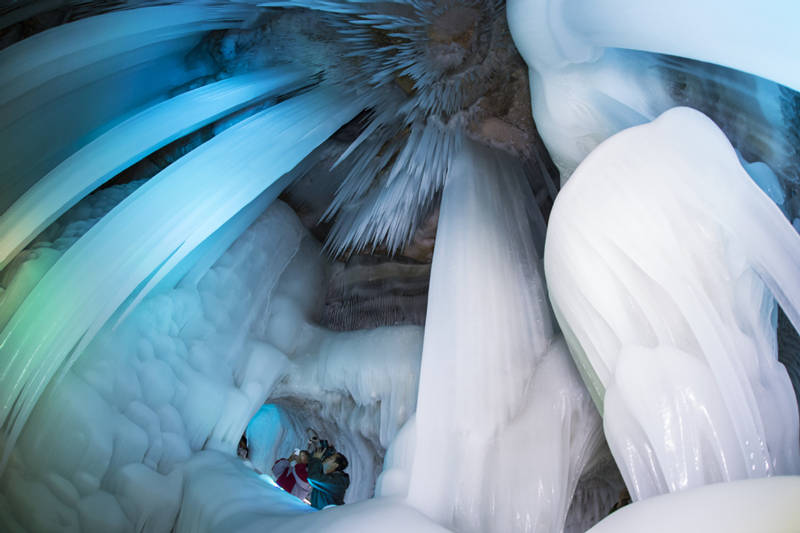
[407,140,603,532]
[545,107,800,500]
[0,193,426,530]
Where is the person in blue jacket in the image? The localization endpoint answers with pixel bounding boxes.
[307,444,350,509]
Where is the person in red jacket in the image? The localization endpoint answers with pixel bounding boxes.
[272,450,311,502]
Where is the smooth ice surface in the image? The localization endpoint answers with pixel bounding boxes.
[0,68,308,270]
[0,4,255,213]
[408,140,602,532]
[0,85,363,471]
[505,0,800,91]
[545,107,800,500]
[0,5,250,107]
[587,476,800,533]
[506,0,800,187]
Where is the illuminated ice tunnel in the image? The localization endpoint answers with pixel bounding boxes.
[1,1,800,532]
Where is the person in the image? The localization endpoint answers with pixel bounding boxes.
[272,449,309,496]
[237,434,249,460]
[290,450,312,502]
[307,445,350,510]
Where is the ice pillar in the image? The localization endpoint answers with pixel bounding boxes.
[545,107,800,500]
[407,141,602,532]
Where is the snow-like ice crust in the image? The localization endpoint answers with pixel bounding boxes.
[545,107,800,500]
[0,198,427,531]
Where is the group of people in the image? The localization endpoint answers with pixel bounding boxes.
[271,430,350,510]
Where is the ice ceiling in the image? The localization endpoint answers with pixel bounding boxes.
[1,1,800,532]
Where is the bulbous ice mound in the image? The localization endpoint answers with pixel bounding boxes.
[587,476,800,533]
[544,107,800,500]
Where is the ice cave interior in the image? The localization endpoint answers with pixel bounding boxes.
[1,1,800,532]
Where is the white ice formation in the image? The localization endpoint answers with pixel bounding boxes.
[0,0,799,532]
[545,107,800,499]
[408,140,603,532]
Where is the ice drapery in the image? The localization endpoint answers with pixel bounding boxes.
[407,140,602,532]
[545,107,800,500]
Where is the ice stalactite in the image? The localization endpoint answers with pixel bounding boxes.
[545,107,800,501]
[0,84,365,472]
[407,140,602,532]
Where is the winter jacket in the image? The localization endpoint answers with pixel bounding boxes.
[272,458,296,493]
[307,457,350,509]
[290,463,311,501]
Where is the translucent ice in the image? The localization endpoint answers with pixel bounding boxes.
[0,68,308,270]
[545,107,800,500]
[0,4,255,213]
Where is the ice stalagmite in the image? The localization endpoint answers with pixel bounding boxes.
[408,140,602,532]
[0,86,364,471]
[545,107,800,500]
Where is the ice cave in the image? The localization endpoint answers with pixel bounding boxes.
[1,0,800,531]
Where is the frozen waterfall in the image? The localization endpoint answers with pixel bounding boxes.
[408,140,603,532]
[545,107,800,499]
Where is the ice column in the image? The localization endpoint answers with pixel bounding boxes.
[545,107,800,500]
[408,141,602,532]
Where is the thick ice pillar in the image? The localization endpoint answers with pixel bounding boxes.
[407,141,601,532]
[545,107,800,500]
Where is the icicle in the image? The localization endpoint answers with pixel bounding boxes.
[545,107,800,500]
[0,68,308,271]
[0,85,365,473]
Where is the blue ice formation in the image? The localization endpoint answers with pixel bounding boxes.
[1,1,800,533]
